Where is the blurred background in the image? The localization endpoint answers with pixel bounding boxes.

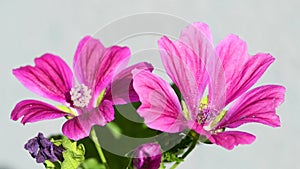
[0,0,299,168]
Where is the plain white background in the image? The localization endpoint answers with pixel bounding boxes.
[0,0,299,168]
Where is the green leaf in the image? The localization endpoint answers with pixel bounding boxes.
[158,162,166,169]
[77,137,100,160]
[159,130,201,165]
[165,132,193,155]
[51,136,85,169]
[158,131,193,164]
[58,139,85,169]
[162,152,183,163]
[44,160,61,169]
[79,158,106,169]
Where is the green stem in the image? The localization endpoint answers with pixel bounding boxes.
[90,127,109,169]
[170,132,199,169]
[170,162,180,169]
[126,157,133,169]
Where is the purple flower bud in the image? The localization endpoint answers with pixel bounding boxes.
[24,133,64,163]
[133,143,162,169]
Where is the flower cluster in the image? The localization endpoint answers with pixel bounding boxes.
[11,22,285,169]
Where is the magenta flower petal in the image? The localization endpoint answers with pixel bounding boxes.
[105,62,153,105]
[176,22,226,110]
[73,36,130,102]
[13,54,74,104]
[158,36,208,118]
[216,34,249,105]
[216,34,250,80]
[11,100,70,124]
[211,131,256,150]
[94,46,130,94]
[218,85,285,129]
[62,118,85,141]
[133,71,187,133]
[62,100,114,140]
[73,36,104,91]
[73,36,105,68]
[227,53,274,103]
[207,53,227,111]
[216,35,275,104]
[179,22,214,45]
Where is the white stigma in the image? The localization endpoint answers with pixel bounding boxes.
[70,84,92,108]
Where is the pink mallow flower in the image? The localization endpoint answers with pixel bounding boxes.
[133,22,285,150]
[11,36,153,140]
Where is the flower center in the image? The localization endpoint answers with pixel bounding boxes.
[197,102,227,131]
[70,84,91,108]
[197,103,217,125]
[197,108,212,124]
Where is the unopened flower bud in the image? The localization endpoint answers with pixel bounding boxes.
[133,143,162,169]
[24,133,64,163]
